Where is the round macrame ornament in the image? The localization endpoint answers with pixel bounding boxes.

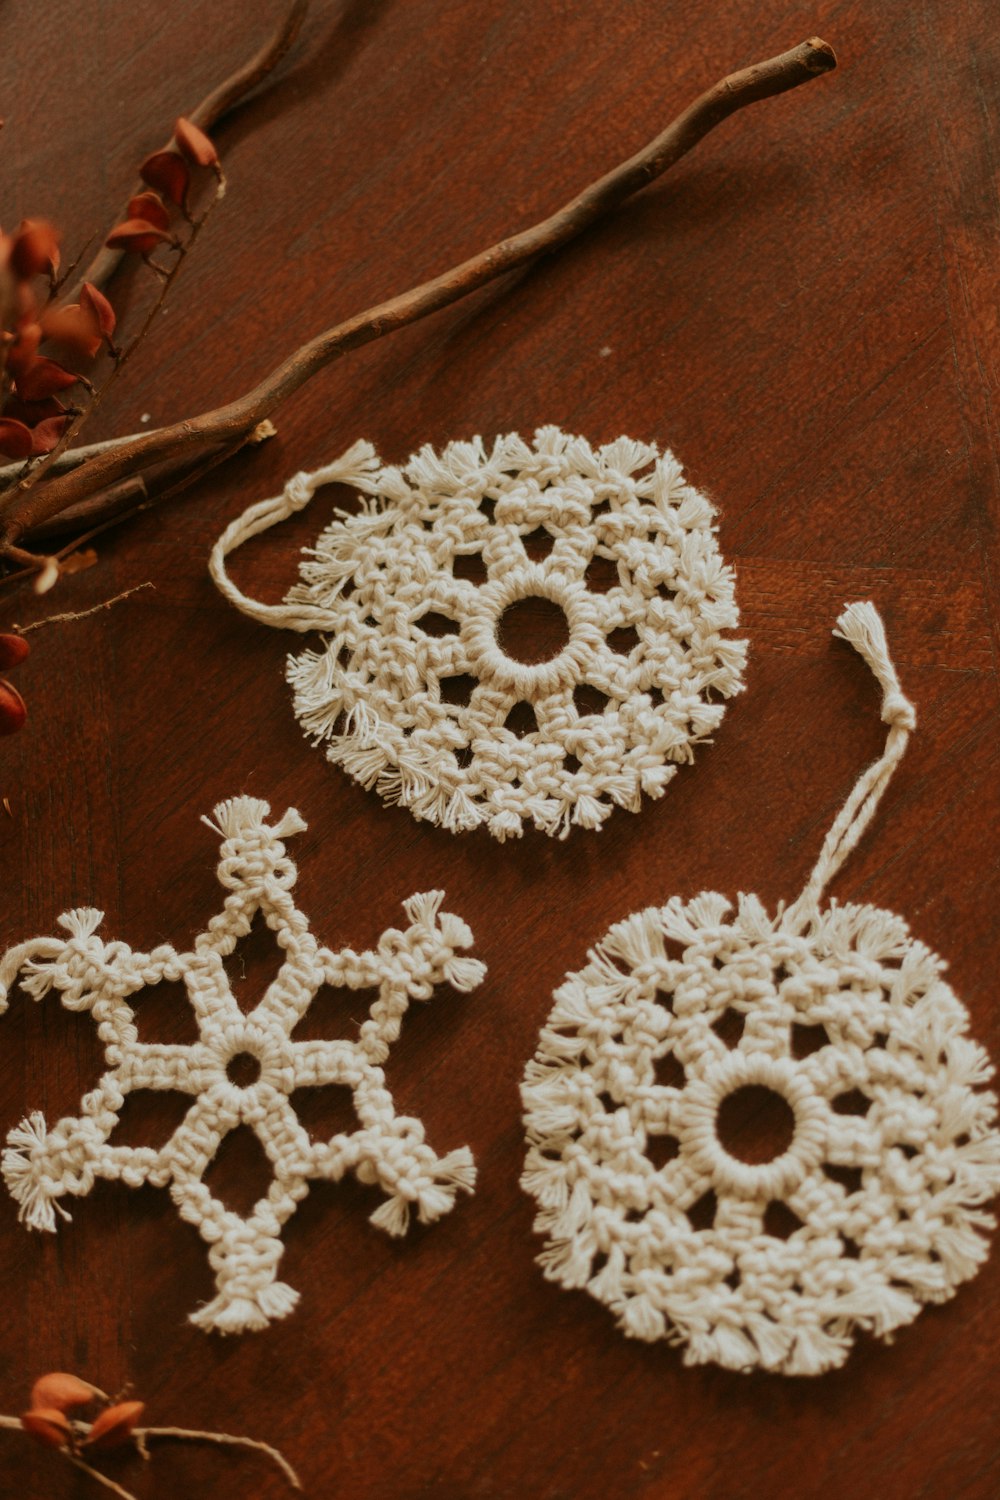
[210,429,746,839]
[521,603,1000,1375]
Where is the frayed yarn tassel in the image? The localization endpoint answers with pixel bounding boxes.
[791,601,915,922]
[784,1325,852,1377]
[203,798,307,844]
[621,1295,667,1342]
[488,809,523,842]
[189,1281,299,1334]
[2,1114,71,1231]
[833,602,916,732]
[433,1146,477,1194]
[444,955,488,992]
[403,891,445,930]
[369,1193,411,1237]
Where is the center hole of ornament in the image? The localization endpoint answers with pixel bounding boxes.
[226,1051,262,1087]
[715,1085,795,1164]
[497,597,570,663]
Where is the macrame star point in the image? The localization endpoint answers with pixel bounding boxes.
[0,797,486,1334]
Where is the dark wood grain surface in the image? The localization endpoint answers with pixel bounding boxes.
[1,2,997,1496]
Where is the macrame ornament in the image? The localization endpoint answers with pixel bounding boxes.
[0,798,486,1334]
[521,603,1000,1375]
[209,428,746,840]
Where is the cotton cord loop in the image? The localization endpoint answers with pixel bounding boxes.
[792,601,916,920]
[208,439,381,631]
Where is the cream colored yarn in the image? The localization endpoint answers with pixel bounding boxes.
[0,797,485,1334]
[209,429,746,839]
[522,603,1000,1375]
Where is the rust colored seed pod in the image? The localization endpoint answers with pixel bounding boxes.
[175,115,219,168]
[84,1400,145,1450]
[0,679,27,734]
[30,1371,95,1412]
[21,1407,72,1449]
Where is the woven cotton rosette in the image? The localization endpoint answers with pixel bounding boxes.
[521,604,1000,1375]
[210,429,746,839]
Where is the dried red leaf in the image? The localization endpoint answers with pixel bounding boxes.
[6,322,42,379]
[30,1371,94,1412]
[40,303,101,359]
[0,416,34,458]
[138,149,189,208]
[105,217,175,256]
[9,219,60,279]
[20,1406,69,1446]
[83,1400,145,1451]
[174,116,219,168]
[0,633,29,670]
[2,393,67,426]
[29,414,71,454]
[80,281,118,340]
[15,356,79,401]
[14,280,38,322]
[125,190,170,232]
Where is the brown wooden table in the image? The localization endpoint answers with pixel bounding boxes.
[1,2,997,1496]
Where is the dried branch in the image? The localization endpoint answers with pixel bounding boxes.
[64,0,309,303]
[15,583,154,631]
[0,429,155,483]
[1,1406,301,1494]
[139,1425,302,1491]
[0,36,835,553]
[68,1455,139,1500]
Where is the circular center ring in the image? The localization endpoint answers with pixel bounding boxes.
[210,1018,291,1096]
[678,1052,826,1201]
[464,573,602,697]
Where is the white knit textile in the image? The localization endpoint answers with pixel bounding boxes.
[521,603,1000,1375]
[0,798,486,1334]
[209,429,746,840]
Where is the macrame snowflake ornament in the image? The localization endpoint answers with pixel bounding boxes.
[522,603,1000,1375]
[0,798,486,1334]
[210,429,746,839]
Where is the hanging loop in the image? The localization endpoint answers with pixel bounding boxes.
[787,601,915,924]
[208,439,382,632]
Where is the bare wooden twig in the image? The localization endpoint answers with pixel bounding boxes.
[63,0,309,303]
[138,1425,302,1491]
[0,37,835,556]
[0,1409,301,1494]
[15,582,154,631]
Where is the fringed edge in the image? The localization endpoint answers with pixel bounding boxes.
[189,1279,300,1335]
[2,1113,71,1232]
[202,797,307,842]
[368,1147,477,1238]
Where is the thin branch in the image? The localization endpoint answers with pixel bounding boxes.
[26,475,148,544]
[139,1425,302,1491]
[21,420,275,546]
[0,1412,300,1494]
[68,1455,139,1500]
[15,582,154,631]
[64,0,309,303]
[0,36,835,549]
[0,428,165,484]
